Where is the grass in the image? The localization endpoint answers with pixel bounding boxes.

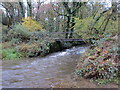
[2,48,21,60]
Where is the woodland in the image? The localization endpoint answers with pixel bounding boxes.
[0,0,120,87]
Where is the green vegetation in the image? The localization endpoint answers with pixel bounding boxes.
[2,48,21,60]
[1,1,119,87]
[74,11,118,40]
[1,17,54,60]
[95,77,120,85]
[22,17,44,32]
[75,34,119,85]
[74,4,119,84]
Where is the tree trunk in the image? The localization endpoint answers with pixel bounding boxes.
[55,15,60,32]
[18,5,20,22]
[27,1,32,17]
[36,3,40,21]
[69,17,75,38]
[19,2,25,18]
[102,13,112,33]
[65,16,70,39]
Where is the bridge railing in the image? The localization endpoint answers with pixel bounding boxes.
[32,31,83,41]
[46,32,80,39]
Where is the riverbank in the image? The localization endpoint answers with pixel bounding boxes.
[2,46,88,88]
[75,34,120,85]
[2,45,119,88]
[1,37,87,60]
[1,24,88,60]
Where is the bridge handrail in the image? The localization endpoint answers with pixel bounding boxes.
[47,32,78,34]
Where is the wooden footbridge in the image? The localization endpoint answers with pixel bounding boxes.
[55,38,86,41]
[46,32,87,42]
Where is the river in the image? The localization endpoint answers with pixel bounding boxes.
[2,46,118,88]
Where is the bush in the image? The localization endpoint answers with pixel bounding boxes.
[2,25,10,42]
[2,48,21,60]
[75,36,119,84]
[8,24,30,41]
[75,49,118,80]
[16,40,51,57]
[16,43,40,57]
[74,12,118,40]
[74,17,93,39]
[104,18,118,35]
[10,38,22,44]
[22,17,44,32]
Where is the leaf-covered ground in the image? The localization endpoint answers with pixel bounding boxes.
[75,34,120,85]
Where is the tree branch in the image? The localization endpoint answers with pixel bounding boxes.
[51,4,68,17]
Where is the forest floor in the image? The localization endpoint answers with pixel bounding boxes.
[75,34,120,86]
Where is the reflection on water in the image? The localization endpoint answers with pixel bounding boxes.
[2,46,118,88]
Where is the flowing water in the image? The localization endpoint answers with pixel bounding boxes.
[2,46,118,88]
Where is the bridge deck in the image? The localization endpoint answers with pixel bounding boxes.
[55,39,86,41]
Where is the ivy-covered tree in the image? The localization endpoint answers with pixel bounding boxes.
[54,1,86,38]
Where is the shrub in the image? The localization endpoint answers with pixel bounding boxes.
[104,18,118,35]
[22,17,44,32]
[75,36,119,84]
[17,40,51,57]
[8,24,30,41]
[10,38,22,44]
[2,25,8,34]
[74,12,118,40]
[74,17,93,39]
[75,50,118,80]
[17,43,41,57]
[2,25,10,42]
[2,48,21,60]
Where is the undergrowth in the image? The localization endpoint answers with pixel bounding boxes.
[75,34,119,85]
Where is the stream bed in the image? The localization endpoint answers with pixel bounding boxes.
[2,46,118,88]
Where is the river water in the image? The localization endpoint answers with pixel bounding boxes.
[2,46,118,88]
